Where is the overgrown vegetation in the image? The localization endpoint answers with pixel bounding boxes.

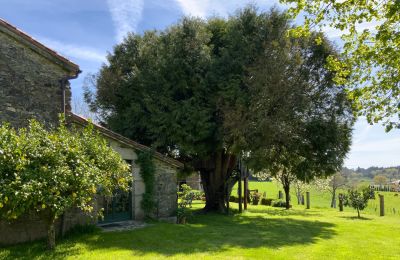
[135,150,156,216]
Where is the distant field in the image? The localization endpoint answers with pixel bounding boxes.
[232,181,400,217]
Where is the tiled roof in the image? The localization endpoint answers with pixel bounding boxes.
[68,112,184,169]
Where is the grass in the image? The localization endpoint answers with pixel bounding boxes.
[1,199,400,259]
[234,180,400,216]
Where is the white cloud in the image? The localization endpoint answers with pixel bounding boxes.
[175,0,211,18]
[36,37,106,63]
[107,0,144,42]
[351,138,400,153]
[174,0,281,19]
[345,118,400,168]
[322,20,382,40]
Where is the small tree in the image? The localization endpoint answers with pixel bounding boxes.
[374,175,388,186]
[0,117,130,249]
[314,173,347,208]
[293,179,311,205]
[344,187,373,218]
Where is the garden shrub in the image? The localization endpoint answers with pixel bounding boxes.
[261,198,274,206]
[272,200,287,208]
[251,192,262,205]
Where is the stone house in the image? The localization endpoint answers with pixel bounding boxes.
[0,19,182,245]
[179,172,203,191]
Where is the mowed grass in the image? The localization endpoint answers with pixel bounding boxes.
[234,180,400,217]
[1,199,400,260]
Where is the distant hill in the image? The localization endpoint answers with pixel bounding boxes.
[342,166,400,182]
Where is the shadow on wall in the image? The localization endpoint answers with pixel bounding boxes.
[0,211,336,259]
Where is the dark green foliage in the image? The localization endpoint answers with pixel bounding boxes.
[261,198,274,206]
[86,7,354,212]
[272,200,288,208]
[135,151,156,215]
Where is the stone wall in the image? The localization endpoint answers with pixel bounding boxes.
[0,29,72,128]
[0,208,95,246]
[153,160,178,220]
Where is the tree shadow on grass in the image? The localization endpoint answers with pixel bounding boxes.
[338,216,372,221]
[1,213,337,259]
[247,207,322,217]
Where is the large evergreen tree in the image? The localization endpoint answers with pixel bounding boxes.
[86,8,354,212]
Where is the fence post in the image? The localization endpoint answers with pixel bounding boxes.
[243,176,248,210]
[238,176,242,213]
[306,191,310,209]
[338,193,344,212]
[379,194,384,216]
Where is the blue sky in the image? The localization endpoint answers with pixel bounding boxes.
[1,0,399,168]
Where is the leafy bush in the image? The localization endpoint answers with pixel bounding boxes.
[261,198,274,206]
[272,200,287,208]
[0,117,130,249]
[251,192,262,205]
[191,190,204,200]
[177,184,195,224]
[178,184,194,208]
[176,207,191,224]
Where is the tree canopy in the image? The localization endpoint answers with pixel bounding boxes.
[281,0,400,131]
[0,117,130,249]
[86,7,354,212]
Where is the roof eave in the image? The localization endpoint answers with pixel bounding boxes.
[67,113,184,169]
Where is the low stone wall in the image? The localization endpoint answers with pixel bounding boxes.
[0,208,95,246]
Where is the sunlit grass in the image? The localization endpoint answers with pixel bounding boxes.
[233,181,400,217]
[1,199,400,259]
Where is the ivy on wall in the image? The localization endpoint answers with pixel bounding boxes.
[135,150,156,215]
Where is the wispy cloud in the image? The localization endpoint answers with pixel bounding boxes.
[35,36,106,63]
[174,0,281,19]
[107,0,144,42]
[175,0,211,18]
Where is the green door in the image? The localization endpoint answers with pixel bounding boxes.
[100,189,132,223]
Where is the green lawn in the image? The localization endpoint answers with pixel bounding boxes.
[234,180,400,217]
[1,200,400,259]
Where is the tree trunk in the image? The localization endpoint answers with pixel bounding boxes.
[238,175,242,213]
[357,209,360,218]
[280,172,291,210]
[243,177,248,210]
[296,190,301,205]
[199,150,237,213]
[331,189,336,208]
[47,215,56,250]
[283,184,290,209]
